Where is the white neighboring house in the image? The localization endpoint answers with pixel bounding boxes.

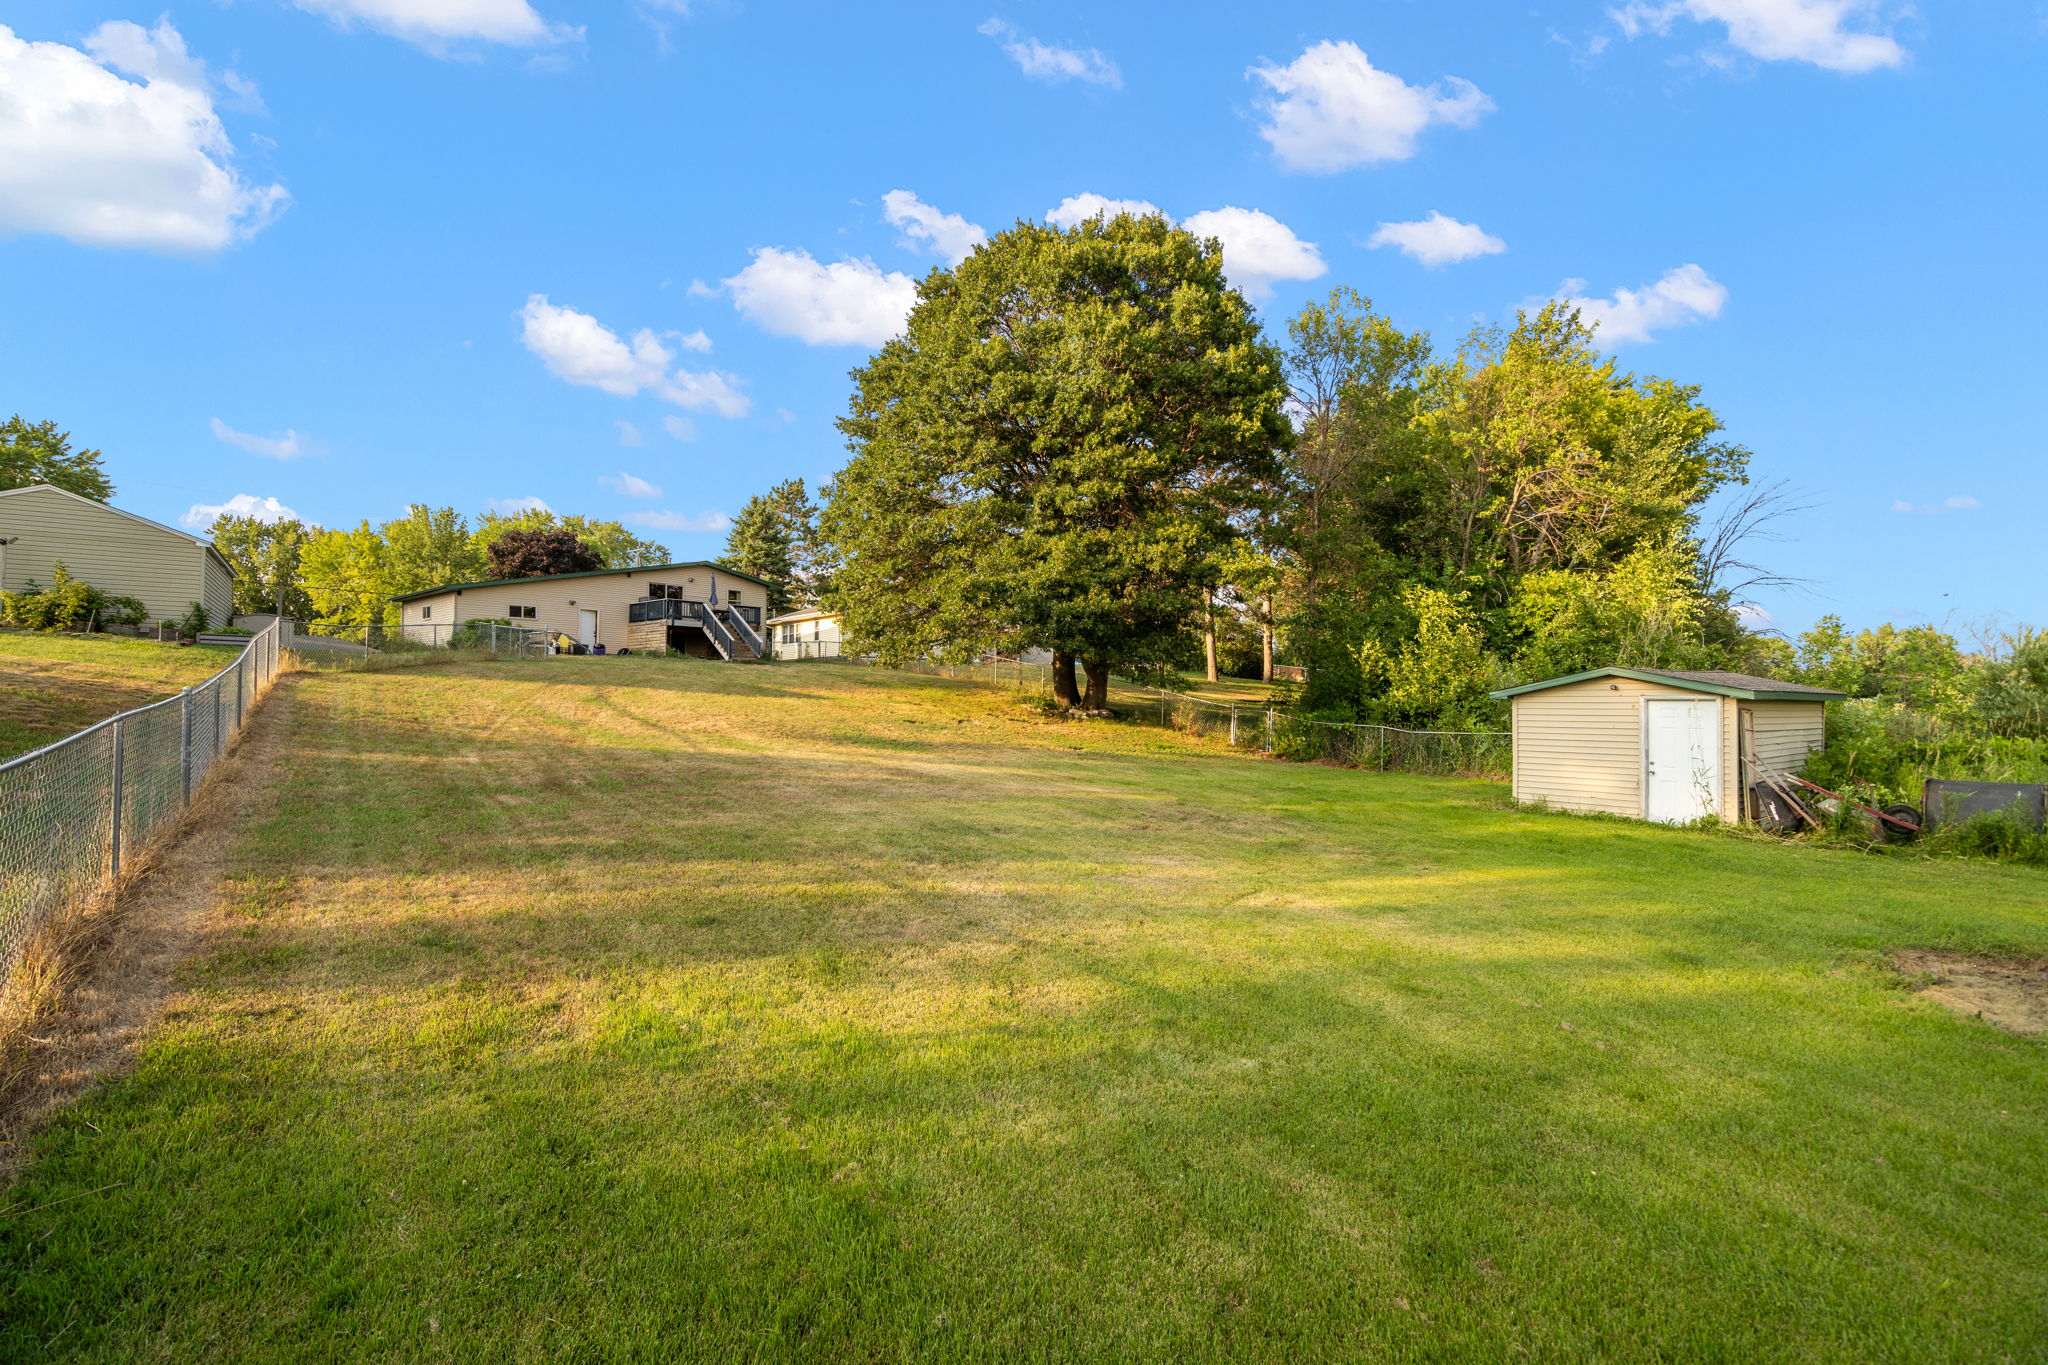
[0,484,236,627]
[767,607,844,660]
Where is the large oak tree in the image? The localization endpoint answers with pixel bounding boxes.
[822,213,1290,708]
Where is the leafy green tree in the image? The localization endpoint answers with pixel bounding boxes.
[211,514,316,619]
[383,505,486,594]
[0,416,115,501]
[1973,630,2048,738]
[1356,586,1503,728]
[299,522,395,629]
[1509,535,1714,679]
[824,213,1290,709]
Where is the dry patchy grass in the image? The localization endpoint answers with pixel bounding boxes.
[3,656,2047,1362]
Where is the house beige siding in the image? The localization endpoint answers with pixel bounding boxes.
[1511,676,1744,821]
[0,485,226,626]
[1741,701,1826,779]
[201,553,236,629]
[399,566,766,648]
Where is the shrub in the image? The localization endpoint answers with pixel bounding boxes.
[175,603,211,637]
[449,617,515,650]
[1,561,126,631]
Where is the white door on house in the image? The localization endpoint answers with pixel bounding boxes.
[1643,698,1721,824]
[578,609,599,648]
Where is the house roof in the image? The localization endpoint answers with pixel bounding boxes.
[1489,666,1847,703]
[0,483,237,575]
[389,560,774,603]
[764,607,836,625]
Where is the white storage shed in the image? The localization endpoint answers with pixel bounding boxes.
[1489,668,1845,825]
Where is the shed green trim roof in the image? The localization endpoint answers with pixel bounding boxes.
[1489,667,1847,703]
[389,561,773,603]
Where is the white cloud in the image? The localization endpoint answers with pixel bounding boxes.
[1249,40,1493,173]
[616,419,643,447]
[1735,603,1774,626]
[486,496,551,516]
[722,248,917,347]
[1892,495,1979,515]
[882,189,986,266]
[674,329,712,352]
[1179,207,1326,301]
[0,21,288,253]
[1045,193,1165,229]
[1554,264,1726,344]
[600,472,662,499]
[519,295,749,417]
[182,493,299,527]
[290,0,572,52]
[977,18,1120,87]
[628,509,730,533]
[210,417,314,460]
[1367,212,1507,268]
[1611,0,1904,72]
[662,415,696,442]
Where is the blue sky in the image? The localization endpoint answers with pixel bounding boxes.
[2,0,2041,640]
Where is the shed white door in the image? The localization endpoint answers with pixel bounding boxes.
[1643,698,1721,824]
[578,609,599,647]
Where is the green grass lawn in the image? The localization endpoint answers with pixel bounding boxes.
[0,632,243,758]
[3,657,2045,1361]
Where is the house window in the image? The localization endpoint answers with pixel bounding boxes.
[421,606,432,620]
[507,605,537,619]
[727,589,741,605]
[647,583,679,599]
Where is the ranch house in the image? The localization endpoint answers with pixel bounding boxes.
[391,562,775,659]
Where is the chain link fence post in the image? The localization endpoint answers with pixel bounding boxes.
[180,685,194,805]
[108,718,124,880]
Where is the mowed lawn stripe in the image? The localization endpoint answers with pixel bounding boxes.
[3,658,2044,1362]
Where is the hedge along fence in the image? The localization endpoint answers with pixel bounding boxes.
[0,620,286,990]
[883,659,1511,779]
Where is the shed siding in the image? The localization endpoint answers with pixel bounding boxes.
[1743,701,1826,778]
[0,486,212,625]
[400,566,766,646]
[1511,677,1746,821]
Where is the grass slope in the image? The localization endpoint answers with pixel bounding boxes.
[0,633,243,758]
[3,658,2045,1362]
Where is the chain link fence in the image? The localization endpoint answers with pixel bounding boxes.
[291,620,556,657]
[0,621,286,984]
[882,659,1509,777]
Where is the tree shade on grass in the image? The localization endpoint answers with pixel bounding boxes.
[2,659,2045,1361]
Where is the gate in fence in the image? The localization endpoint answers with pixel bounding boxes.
[0,620,286,983]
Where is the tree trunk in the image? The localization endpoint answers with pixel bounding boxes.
[1081,657,1111,711]
[1203,595,1219,683]
[1261,593,1275,682]
[1051,650,1082,708]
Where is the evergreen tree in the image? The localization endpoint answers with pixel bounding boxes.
[0,416,116,501]
[720,477,823,613]
[719,492,797,613]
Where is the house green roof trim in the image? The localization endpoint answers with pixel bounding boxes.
[1489,667,1847,703]
[388,561,774,603]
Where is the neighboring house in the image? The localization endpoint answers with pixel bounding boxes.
[391,562,775,660]
[0,483,235,627]
[766,607,844,660]
[1490,667,1845,826]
